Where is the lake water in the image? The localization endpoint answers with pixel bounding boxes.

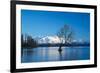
[21,47,90,63]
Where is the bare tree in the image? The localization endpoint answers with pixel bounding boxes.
[57,24,74,52]
[57,24,74,44]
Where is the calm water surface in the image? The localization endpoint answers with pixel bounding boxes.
[21,47,90,63]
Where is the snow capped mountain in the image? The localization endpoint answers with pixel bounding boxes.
[35,36,89,44]
[38,36,61,44]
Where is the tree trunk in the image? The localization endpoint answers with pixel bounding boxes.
[58,44,62,52]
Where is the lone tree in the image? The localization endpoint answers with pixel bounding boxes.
[57,24,74,52]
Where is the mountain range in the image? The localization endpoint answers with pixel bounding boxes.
[34,36,88,44]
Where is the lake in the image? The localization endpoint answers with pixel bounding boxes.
[21,47,90,63]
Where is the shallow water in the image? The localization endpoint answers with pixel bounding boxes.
[21,47,90,63]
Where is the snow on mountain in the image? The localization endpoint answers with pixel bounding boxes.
[72,40,77,43]
[38,36,61,44]
[35,36,88,44]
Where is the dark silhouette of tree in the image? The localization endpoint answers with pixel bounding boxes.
[57,24,74,52]
[21,34,38,49]
[27,35,38,48]
[57,24,74,44]
[21,34,24,48]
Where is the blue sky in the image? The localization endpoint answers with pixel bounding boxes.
[21,9,90,41]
